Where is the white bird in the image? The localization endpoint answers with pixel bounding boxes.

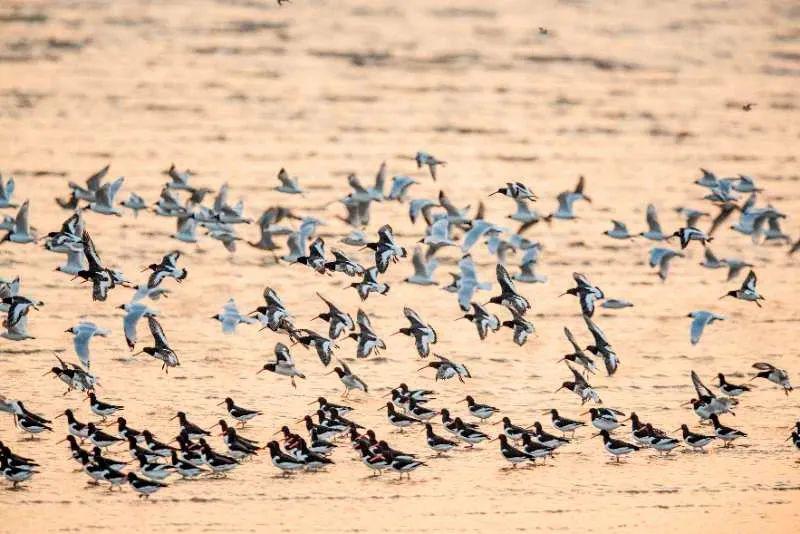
[1,200,36,244]
[275,168,303,195]
[212,299,256,334]
[66,321,110,369]
[405,245,438,286]
[85,176,124,216]
[461,220,505,253]
[387,176,417,201]
[423,218,456,248]
[0,173,17,208]
[604,220,634,239]
[456,254,492,311]
[649,247,684,281]
[415,151,446,180]
[172,213,198,243]
[687,311,724,345]
[120,192,147,217]
[55,242,87,275]
[513,244,547,283]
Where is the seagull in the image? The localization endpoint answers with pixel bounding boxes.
[751,363,792,395]
[638,204,665,240]
[418,354,471,383]
[415,151,446,180]
[281,217,321,262]
[489,182,537,201]
[0,200,36,245]
[405,245,438,285]
[669,227,712,249]
[699,248,726,269]
[604,220,634,239]
[675,207,709,227]
[171,212,198,243]
[556,364,601,404]
[551,176,591,219]
[422,218,457,249]
[327,359,368,397]
[55,242,87,275]
[649,247,684,281]
[387,175,417,201]
[275,168,303,195]
[513,243,547,283]
[394,307,437,358]
[119,192,146,216]
[0,173,17,208]
[455,254,492,311]
[560,272,604,316]
[688,311,724,345]
[212,298,256,334]
[720,270,764,306]
[133,316,179,372]
[68,164,108,201]
[258,342,305,388]
[249,207,294,251]
[65,321,110,368]
[460,219,504,253]
[313,293,354,340]
[459,302,500,340]
[601,299,633,309]
[85,176,124,216]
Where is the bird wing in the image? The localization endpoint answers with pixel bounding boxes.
[742,270,757,292]
[690,370,714,398]
[646,204,661,232]
[689,314,708,345]
[86,164,110,191]
[568,363,588,388]
[582,314,609,347]
[148,316,168,347]
[82,231,104,272]
[563,327,581,352]
[403,307,425,329]
[496,264,516,294]
[275,342,294,365]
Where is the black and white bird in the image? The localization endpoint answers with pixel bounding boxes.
[584,407,624,432]
[593,430,640,461]
[348,309,386,359]
[418,354,471,383]
[583,314,619,376]
[501,309,534,346]
[291,329,337,366]
[133,316,179,372]
[380,402,423,431]
[350,266,390,301]
[494,434,536,467]
[127,472,167,499]
[490,182,537,201]
[715,373,751,397]
[676,424,715,452]
[258,342,306,388]
[461,395,499,421]
[424,423,458,454]
[394,307,437,358]
[721,270,765,307]
[559,326,596,375]
[459,302,500,340]
[364,224,406,274]
[86,393,123,420]
[488,264,530,315]
[709,414,747,446]
[560,272,604,317]
[218,397,262,426]
[669,226,712,249]
[751,362,792,395]
[556,364,601,404]
[266,441,305,475]
[327,359,368,397]
[546,409,585,436]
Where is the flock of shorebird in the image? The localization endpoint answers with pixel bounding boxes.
[0,156,798,498]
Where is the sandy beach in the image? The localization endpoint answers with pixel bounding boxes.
[1,0,799,532]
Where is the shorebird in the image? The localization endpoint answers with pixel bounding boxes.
[685,371,738,419]
[559,326,596,375]
[638,204,665,240]
[86,422,123,448]
[127,472,167,499]
[490,182,537,201]
[313,293,354,340]
[721,270,764,306]
[604,220,634,239]
[715,373,750,397]
[593,430,640,461]
[583,314,618,376]
[545,409,585,436]
[560,272,604,316]
[325,249,365,277]
[415,151,446,180]
[649,247,684,281]
[425,423,458,454]
[461,395,499,420]
[751,362,792,395]
[669,227,712,249]
[132,316,179,372]
[364,224,406,273]
[418,354,471,383]
[1,453,37,488]
[394,307,437,358]
[212,298,256,334]
[501,309,534,346]
[583,407,623,431]
[86,392,123,420]
[687,311,724,345]
[493,434,536,467]
[118,302,157,350]
[55,409,89,439]
[327,359,368,397]
[488,264,530,315]
[218,398,261,427]
[709,414,746,446]
[258,342,305,388]
[292,329,336,366]
[0,173,16,208]
[556,364,601,404]
[2,296,39,341]
[350,266,390,301]
[144,251,187,288]
[348,309,386,359]
[452,417,489,447]
[405,245,438,285]
[66,321,109,368]
[676,424,715,452]
[294,236,328,274]
[459,302,500,340]
[380,402,423,432]
[74,230,127,301]
[1,200,36,245]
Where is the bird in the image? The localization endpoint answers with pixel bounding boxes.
[461,395,499,420]
[560,272,604,316]
[488,264,530,315]
[455,254,492,311]
[583,314,619,376]
[742,102,755,111]
[327,360,368,397]
[501,309,535,346]
[459,302,500,340]
[709,414,747,447]
[721,270,764,306]
[415,151,446,180]
[1,200,36,245]
[394,307,437,358]
[313,293,354,340]
[218,397,262,427]
[593,430,640,461]
[604,220,635,239]
[649,247,684,281]
[676,424,715,452]
[751,362,792,395]
[84,176,124,216]
[425,423,458,454]
[65,321,109,369]
[291,328,337,366]
[558,326,596,375]
[0,173,17,208]
[258,342,305,388]
[212,298,256,334]
[127,472,167,499]
[550,176,591,220]
[275,168,303,194]
[405,245,438,285]
[348,309,386,359]
[699,247,726,269]
[120,192,147,216]
[687,311,724,345]
[387,175,417,201]
[669,227,712,249]
[583,407,623,431]
[350,266,390,301]
[87,393,123,420]
[545,409,585,436]
[380,402,423,432]
[601,299,633,309]
[418,354,471,383]
[132,316,179,372]
[555,364,601,404]
[489,182,537,201]
[715,374,750,397]
[639,204,665,240]
[493,434,536,467]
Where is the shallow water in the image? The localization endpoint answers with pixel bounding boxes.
[1,0,799,532]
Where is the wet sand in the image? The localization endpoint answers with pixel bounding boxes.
[1,0,800,532]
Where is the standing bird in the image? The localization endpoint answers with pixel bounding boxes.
[751,363,792,395]
[721,270,765,306]
[676,424,715,452]
[218,398,262,427]
[258,343,305,388]
[593,430,640,461]
[461,395,499,421]
[687,311,724,345]
[709,414,747,447]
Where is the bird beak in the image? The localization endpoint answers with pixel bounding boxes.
[679,401,692,407]
[555,357,565,363]
[55,413,64,419]
[169,415,177,421]
[554,386,564,393]
[324,370,336,376]
[375,407,385,412]
[619,417,630,423]
[458,397,467,403]
[257,368,265,374]
[416,366,429,372]
[579,410,590,416]
[307,400,318,405]
[672,428,681,433]
[56,438,67,444]
[216,401,225,406]
[590,432,600,438]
